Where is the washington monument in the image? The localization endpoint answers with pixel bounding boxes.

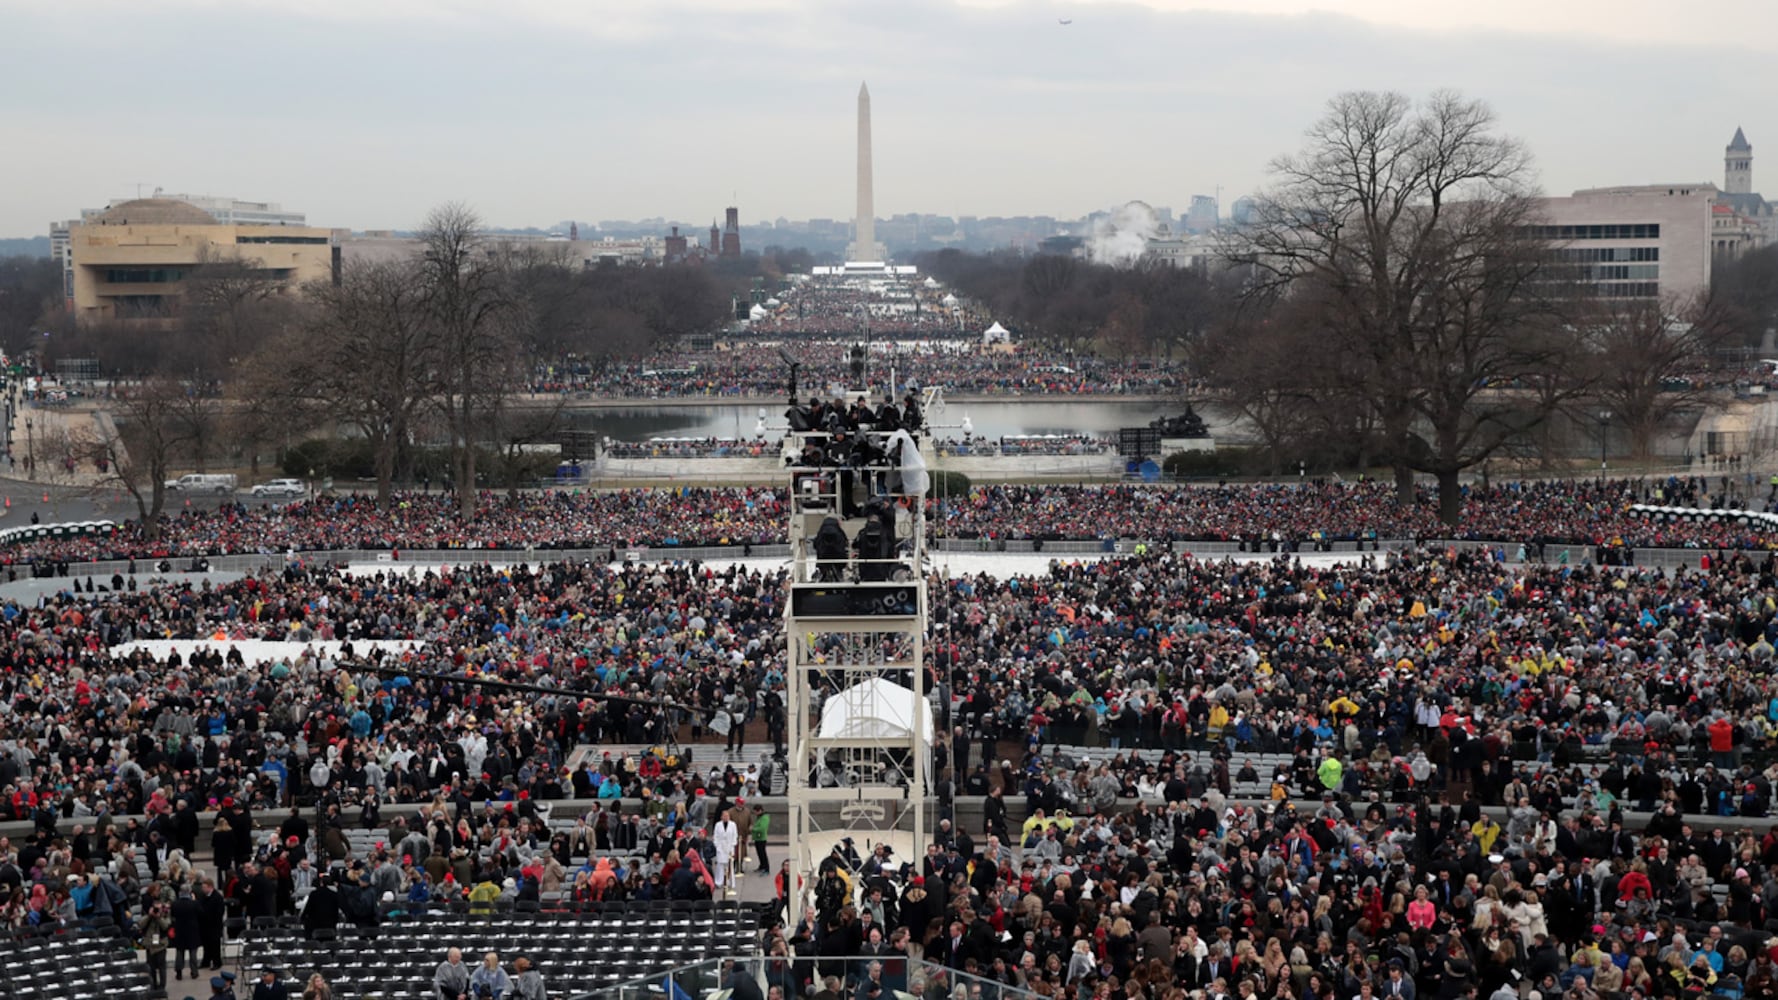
[848,82,885,262]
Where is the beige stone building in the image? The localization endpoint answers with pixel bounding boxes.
[66,198,334,322]
[1531,185,1716,301]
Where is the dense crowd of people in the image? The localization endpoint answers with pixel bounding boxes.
[3,539,1777,998]
[945,436,1118,457]
[784,544,1778,1000]
[532,343,1192,399]
[603,438,781,460]
[600,435,1120,460]
[936,479,1778,552]
[7,476,1771,570]
[0,469,1776,998]
[750,276,993,339]
[1,489,791,565]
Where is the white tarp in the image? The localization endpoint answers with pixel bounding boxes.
[884,428,929,497]
[818,677,932,743]
[110,639,424,664]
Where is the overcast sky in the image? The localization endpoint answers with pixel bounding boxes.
[3,0,1775,235]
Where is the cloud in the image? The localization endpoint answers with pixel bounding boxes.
[0,0,1771,236]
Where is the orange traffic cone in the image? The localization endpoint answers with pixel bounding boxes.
[40,493,47,503]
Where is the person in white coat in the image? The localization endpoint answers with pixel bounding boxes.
[712,810,740,891]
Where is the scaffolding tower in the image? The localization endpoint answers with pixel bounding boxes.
[781,395,930,931]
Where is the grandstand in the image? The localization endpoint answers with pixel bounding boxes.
[0,926,152,999]
[234,900,766,999]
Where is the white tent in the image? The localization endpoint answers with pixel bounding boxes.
[818,677,932,744]
[982,321,1010,345]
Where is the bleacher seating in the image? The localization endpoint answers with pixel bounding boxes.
[571,744,789,795]
[0,925,153,1000]
[236,899,766,999]
[1036,744,1291,799]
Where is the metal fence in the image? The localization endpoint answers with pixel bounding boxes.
[585,955,1042,1000]
[7,534,1733,582]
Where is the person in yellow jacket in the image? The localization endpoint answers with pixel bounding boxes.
[1317,752,1343,793]
[1472,815,1503,856]
[1022,809,1075,839]
[467,877,502,915]
[1208,702,1230,738]
[1328,695,1360,718]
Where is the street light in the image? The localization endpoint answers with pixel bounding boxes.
[1598,409,1612,473]
[24,416,33,482]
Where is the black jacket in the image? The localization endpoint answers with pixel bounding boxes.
[197,888,227,935]
[301,885,341,936]
[983,796,1007,837]
[171,896,202,945]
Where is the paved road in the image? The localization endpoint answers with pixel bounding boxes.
[0,480,280,531]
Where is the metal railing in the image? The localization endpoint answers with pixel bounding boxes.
[0,531,1749,584]
[584,955,1042,1000]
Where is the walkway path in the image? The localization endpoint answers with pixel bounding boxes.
[0,399,120,490]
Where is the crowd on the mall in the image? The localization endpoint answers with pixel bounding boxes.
[932,436,1119,458]
[748,279,992,339]
[0,473,1774,998]
[4,476,1772,570]
[783,543,1778,1000]
[602,438,781,460]
[597,433,1122,461]
[530,343,1191,400]
[936,478,1778,553]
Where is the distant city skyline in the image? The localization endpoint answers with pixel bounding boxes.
[3,0,1775,236]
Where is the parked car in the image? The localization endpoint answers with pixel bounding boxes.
[164,473,238,495]
[251,478,306,498]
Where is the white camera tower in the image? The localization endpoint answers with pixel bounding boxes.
[780,386,930,931]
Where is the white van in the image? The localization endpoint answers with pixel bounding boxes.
[164,473,238,495]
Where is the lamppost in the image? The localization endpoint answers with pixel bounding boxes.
[24,417,34,482]
[1598,409,1612,474]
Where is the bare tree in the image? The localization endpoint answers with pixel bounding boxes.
[1710,243,1778,347]
[75,376,214,540]
[257,259,438,509]
[1232,90,1558,518]
[488,400,568,496]
[1584,296,1735,461]
[416,204,525,518]
[1195,306,1322,474]
[1404,196,1584,523]
[1137,265,1223,360]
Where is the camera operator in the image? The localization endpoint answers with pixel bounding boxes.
[141,898,173,991]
